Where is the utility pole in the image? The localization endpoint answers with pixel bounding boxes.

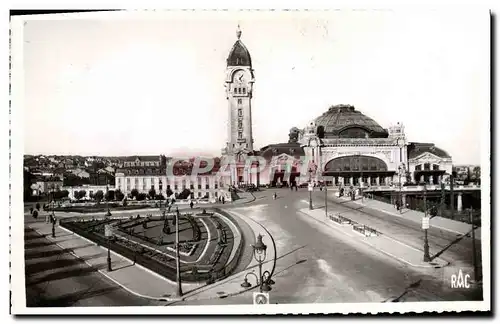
[469,208,478,282]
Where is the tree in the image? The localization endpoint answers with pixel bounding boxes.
[73,191,80,200]
[166,186,173,198]
[148,188,156,200]
[105,190,115,201]
[137,193,147,201]
[131,189,139,199]
[155,193,165,200]
[61,190,69,199]
[78,190,87,200]
[89,191,94,200]
[115,189,125,201]
[473,166,481,183]
[94,190,104,203]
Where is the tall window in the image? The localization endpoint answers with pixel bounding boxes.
[238,109,243,117]
[424,163,431,171]
[433,164,440,171]
[415,165,422,171]
[242,88,246,94]
[238,131,243,139]
[237,99,242,105]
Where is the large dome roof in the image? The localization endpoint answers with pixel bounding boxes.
[314,105,388,138]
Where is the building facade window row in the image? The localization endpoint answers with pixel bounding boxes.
[114,174,228,198]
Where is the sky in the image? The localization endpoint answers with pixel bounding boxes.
[20,10,489,164]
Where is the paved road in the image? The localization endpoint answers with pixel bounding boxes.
[173,189,482,305]
[24,225,163,307]
[314,193,482,271]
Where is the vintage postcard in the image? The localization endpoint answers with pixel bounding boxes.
[10,9,491,315]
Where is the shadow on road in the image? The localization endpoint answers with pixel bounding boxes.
[430,228,478,262]
[27,286,120,307]
[26,267,100,286]
[382,279,422,303]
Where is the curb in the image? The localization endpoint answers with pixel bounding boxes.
[345,198,480,237]
[178,209,277,303]
[297,209,448,269]
[29,210,254,304]
[27,225,183,303]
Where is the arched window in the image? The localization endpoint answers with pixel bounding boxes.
[325,156,388,173]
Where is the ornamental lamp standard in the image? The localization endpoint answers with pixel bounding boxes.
[308,168,313,210]
[398,164,406,214]
[50,184,56,238]
[175,207,183,297]
[159,179,163,210]
[105,180,111,217]
[241,234,274,292]
[423,183,431,262]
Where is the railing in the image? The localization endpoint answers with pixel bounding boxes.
[363,184,481,192]
[59,209,245,284]
[327,213,380,237]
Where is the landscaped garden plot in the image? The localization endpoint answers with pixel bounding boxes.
[59,210,240,283]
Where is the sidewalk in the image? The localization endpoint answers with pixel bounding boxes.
[299,208,449,269]
[178,208,275,302]
[336,195,481,239]
[25,203,272,303]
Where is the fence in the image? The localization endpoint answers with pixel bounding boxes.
[327,213,380,237]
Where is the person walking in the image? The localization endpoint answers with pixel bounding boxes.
[190,201,194,209]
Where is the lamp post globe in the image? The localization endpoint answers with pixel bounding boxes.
[241,278,251,288]
[252,234,267,261]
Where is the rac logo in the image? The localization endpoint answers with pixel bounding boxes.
[450,269,471,289]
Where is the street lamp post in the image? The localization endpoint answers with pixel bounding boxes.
[324,176,328,218]
[469,208,478,282]
[423,183,431,262]
[175,207,183,297]
[398,164,406,213]
[158,179,163,214]
[50,185,56,238]
[308,168,313,210]
[105,181,111,217]
[241,234,274,293]
[104,224,113,271]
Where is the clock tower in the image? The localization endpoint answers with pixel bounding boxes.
[223,25,255,158]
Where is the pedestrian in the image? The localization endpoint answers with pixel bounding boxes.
[190,201,194,209]
[222,196,225,204]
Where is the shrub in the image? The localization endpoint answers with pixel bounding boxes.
[115,189,125,201]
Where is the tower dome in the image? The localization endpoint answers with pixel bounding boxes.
[313,104,388,138]
[227,25,252,67]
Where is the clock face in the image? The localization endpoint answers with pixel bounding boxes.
[234,71,246,83]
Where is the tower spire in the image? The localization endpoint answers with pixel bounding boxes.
[236,24,242,40]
